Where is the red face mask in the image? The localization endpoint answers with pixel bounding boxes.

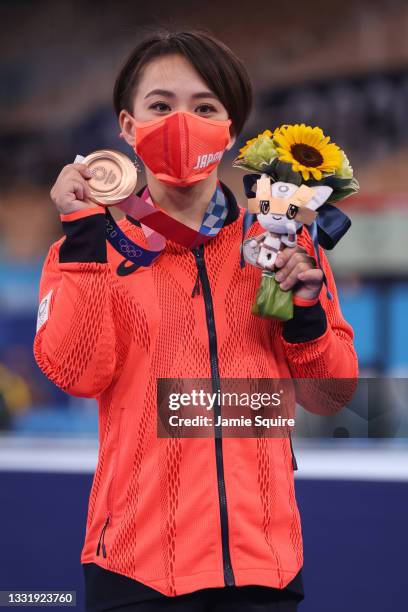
[133,111,232,186]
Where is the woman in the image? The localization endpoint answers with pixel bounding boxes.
[34,30,358,612]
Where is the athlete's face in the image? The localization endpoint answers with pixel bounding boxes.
[119,53,235,150]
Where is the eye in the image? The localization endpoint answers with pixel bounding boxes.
[286,204,299,220]
[195,103,217,115]
[148,101,171,113]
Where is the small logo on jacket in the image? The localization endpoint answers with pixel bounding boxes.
[36,289,53,331]
[116,259,141,276]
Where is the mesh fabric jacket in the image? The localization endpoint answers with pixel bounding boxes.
[33,183,358,597]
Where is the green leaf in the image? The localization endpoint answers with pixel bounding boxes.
[326,178,360,204]
[271,160,303,185]
[232,157,302,185]
[307,175,353,190]
[232,159,262,173]
[305,175,360,204]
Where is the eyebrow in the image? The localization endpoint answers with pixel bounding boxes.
[144,89,219,101]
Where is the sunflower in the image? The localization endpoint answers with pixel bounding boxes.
[273,124,342,181]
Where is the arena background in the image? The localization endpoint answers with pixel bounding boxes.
[0,1,407,610]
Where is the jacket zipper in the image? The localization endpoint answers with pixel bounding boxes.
[96,512,111,558]
[289,432,298,471]
[96,475,115,557]
[95,405,125,558]
[192,243,235,587]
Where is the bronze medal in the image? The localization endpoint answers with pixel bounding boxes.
[81,149,138,206]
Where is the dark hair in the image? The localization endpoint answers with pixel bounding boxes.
[113,29,253,137]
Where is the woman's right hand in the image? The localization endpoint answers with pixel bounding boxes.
[50,163,99,215]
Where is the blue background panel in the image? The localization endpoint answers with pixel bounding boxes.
[1,472,407,612]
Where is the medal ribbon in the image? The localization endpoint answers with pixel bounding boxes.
[105,181,228,266]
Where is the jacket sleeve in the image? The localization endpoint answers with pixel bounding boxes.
[279,226,359,381]
[33,206,118,398]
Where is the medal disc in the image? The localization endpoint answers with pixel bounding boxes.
[82,149,138,206]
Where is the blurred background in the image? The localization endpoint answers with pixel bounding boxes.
[0,1,407,611]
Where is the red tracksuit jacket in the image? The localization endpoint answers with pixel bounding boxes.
[33,181,358,596]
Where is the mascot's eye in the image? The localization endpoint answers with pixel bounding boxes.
[260,200,270,214]
[286,204,299,220]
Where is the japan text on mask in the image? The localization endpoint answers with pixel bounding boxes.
[133,110,232,186]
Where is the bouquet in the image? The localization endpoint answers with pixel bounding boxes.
[233,123,359,321]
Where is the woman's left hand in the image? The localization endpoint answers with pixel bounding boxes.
[274,245,323,301]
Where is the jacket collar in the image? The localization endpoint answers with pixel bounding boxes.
[125,181,240,229]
